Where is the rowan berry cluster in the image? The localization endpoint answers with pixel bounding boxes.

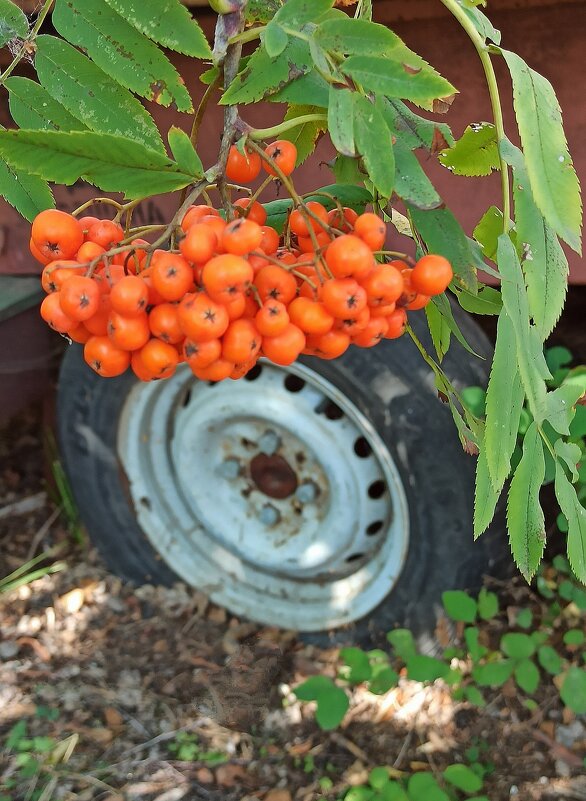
[31,140,453,382]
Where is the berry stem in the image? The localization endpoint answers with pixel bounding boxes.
[72,197,125,216]
[248,115,327,141]
[440,0,511,233]
[0,0,54,88]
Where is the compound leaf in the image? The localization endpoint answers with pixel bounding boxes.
[328,86,356,157]
[5,77,87,132]
[353,95,394,198]
[0,159,54,221]
[0,0,28,48]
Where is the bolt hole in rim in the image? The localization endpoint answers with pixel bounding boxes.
[117,359,410,631]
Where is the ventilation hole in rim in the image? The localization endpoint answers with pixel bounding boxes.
[284,374,305,392]
[366,520,384,535]
[182,389,192,407]
[321,400,344,420]
[368,480,386,499]
[140,497,152,510]
[244,363,263,382]
[346,552,366,563]
[354,436,372,458]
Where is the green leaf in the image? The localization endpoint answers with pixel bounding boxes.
[5,720,27,752]
[546,346,573,373]
[369,767,390,790]
[409,206,478,293]
[382,98,454,153]
[538,645,562,675]
[386,628,417,662]
[393,141,441,209]
[472,659,514,687]
[102,0,211,57]
[546,384,584,436]
[474,445,501,539]
[270,70,329,108]
[464,687,486,708]
[346,788,376,801]
[340,647,372,684]
[0,0,28,48]
[439,123,499,176]
[563,629,585,647]
[501,50,582,253]
[0,130,194,199]
[425,302,451,363]
[516,608,533,628]
[263,183,371,233]
[52,0,192,111]
[473,205,505,261]
[406,655,449,682]
[506,421,546,581]
[407,773,450,801]
[0,158,55,222]
[5,77,86,133]
[293,676,349,730]
[282,104,327,165]
[501,632,536,660]
[273,0,333,25]
[316,17,410,58]
[263,23,289,58]
[328,87,356,157]
[168,129,202,179]
[443,764,483,793]
[442,590,477,623]
[484,312,525,491]
[514,658,540,694]
[455,286,502,316]
[555,462,586,583]
[342,55,455,111]
[35,36,163,153]
[221,40,312,104]
[571,404,586,439]
[560,667,586,714]
[368,666,398,695]
[461,387,486,418]
[465,626,486,662]
[508,144,569,340]
[496,234,547,421]
[460,5,501,45]
[478,587,499,620]
[353,95,394,198]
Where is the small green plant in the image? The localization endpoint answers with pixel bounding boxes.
[1,719,77,801]
[167,731,227,765]
[341,764,487,801]
[0,545,67,595]
[295,560,586,732]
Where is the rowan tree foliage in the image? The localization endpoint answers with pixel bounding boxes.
[0,0,583,581]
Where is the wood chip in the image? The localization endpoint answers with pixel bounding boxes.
[104,707,124,728]
[58,588,85,614]
[215,764,251,787]
[264,790,292,801]
[195,767,214,784]
[0,491,46,520]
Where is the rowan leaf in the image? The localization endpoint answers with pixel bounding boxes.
[425,302,451,363]
[484,312,525,491]
[474,206,504,261]
[496,233,547,421]
[555,463,586,582]
[263,23,288,58]
[273,0,333,25]
[270,71,329,108]
[408,206,478,293]
[393,141,441,209]
[0,159,54,222]
[353,96,394,199]
[474,445,501,538]
[221,40,312,104]
[5,77,87,132]
[505,142,569,341]
[460,5,501,45]
[501,49,582,253]
[342,54,456,111]
[0,0,28,47]
[281,104,326,165]
[168,127,203,177]
[507,421,546,581]
[439,123,499,176]
[35,36,164,153]
[382,98,454,152]
[328,86,356,157]
[0,129,194,199]
[52,0,192,112]
[102,0,211,57]
[455,286,502,316]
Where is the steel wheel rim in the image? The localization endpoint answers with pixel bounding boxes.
[117,359,410,631]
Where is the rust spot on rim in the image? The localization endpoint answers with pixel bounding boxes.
[250,453,298,500]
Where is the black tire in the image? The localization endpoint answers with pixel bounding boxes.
[57,307,509,647]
